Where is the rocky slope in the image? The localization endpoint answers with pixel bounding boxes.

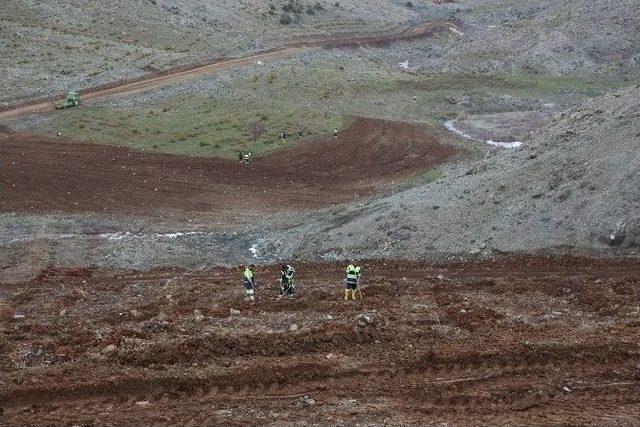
[416,0,640,76]
[258,85,640,260]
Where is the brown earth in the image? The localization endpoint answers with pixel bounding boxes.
[0,21,454,120]
[0,118,456,216]
[1,256,639,426]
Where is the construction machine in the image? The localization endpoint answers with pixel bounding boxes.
[55,91,80,109]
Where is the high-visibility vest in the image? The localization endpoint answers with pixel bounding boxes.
[346,264,361,280]
[244,268,254,281]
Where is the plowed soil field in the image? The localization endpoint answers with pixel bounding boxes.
[0,118,456,216]
[2,256,639,426]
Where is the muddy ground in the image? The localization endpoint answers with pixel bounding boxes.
[0,118,456,217]
[2,256,639,426]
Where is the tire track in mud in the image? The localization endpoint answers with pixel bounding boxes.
[4,341,638,410]
[0,21,454,120]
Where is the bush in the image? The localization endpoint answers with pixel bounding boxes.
[306,5,315,14]
[314,2,324,10]
[282,0,303,13]
[405,1,413,7]
[279,12,292,25]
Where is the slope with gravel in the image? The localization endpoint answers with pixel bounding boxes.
[254,85,640,260]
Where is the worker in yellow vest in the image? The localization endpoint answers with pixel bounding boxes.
[243,265,256,301]
[344,262,362,300]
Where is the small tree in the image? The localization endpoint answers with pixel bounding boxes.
[249,121,267,142]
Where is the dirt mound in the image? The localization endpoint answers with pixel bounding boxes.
[2,257,639,425]
[0,118,456,216]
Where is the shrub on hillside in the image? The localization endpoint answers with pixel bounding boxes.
[279,12,293,24]
[282,0,303,13]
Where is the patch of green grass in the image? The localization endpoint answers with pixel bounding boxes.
[420,168,443,183]
[38,94,343,158]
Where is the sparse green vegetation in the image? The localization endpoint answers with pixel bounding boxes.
[277,0,327,25]
[23,55,629,160]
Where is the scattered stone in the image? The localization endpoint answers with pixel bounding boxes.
[229,308,241,316]
[59,309,67,316]
[0,304,15,322]
[562,386,571,393]
[289,323,299,332]
[102,344,117,355]
[130,309,143,319]
[194,309,205,322]
[135,400,151,406]
[355,313,376,327]
[325,314,333,320]
[300,395,315,407]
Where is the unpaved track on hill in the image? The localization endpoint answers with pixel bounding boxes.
[0,21,451,121]
[2,257,639,426]
[0,118,456,215]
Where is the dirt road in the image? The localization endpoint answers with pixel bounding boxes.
[0,118,456,216]
[0,21,451,121]
[2,256,639,426]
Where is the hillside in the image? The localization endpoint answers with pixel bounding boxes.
[258,85,640,260]
[2,0,638,106]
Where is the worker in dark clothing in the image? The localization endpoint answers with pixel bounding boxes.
[279,264,296,300]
